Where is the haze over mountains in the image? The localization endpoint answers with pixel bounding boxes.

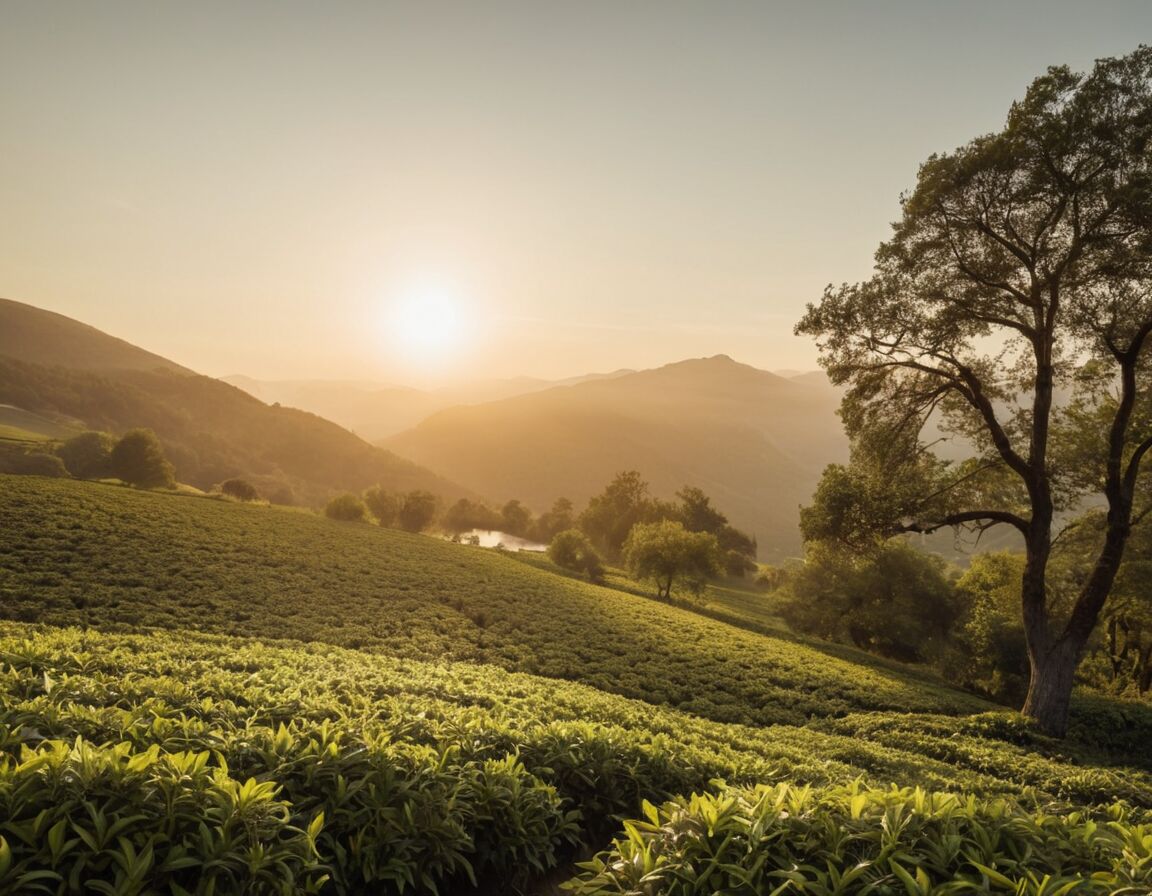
[385,356,847,558]
[0,298,847,555]
[223,369,637,440]
[0,298,471,505]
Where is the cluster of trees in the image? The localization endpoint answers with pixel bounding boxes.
[43,428,177,489]
[545,471,756,597]
[440,496,576,544]
[325,487,439,532]
[778,534,1152,706]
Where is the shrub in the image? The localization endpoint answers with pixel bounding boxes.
[0,447,70,478]
[55,430,115,478]
[398,490,437,532]
[549,529,605,582]
[109,428,175,489]
[364,486,399,527]
[325,493,369,522]
[220,478,260,501]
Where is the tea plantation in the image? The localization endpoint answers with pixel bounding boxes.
[3,475,1152,894]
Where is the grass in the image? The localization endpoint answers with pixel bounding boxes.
[0,404,80,441]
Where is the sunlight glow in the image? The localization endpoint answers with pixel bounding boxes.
[386,277,470,365]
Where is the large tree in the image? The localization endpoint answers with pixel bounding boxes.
[796,47,1152,736]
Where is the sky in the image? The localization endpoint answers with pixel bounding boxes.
[2,2,1151,386]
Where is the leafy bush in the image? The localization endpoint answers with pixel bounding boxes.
[0,446,69,478]
[55,431,115,479]
[569,782,1152,895]
[324,493,369,522]
[109,428,175,489]
[782,540,959,663]
[219,477,260,501]
[549,529,605,582]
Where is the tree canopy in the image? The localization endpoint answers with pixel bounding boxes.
[623,520,721,600]
[796,46,1152,735]
[109,429,175,490]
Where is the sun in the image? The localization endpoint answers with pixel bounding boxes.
[387,277,469,363]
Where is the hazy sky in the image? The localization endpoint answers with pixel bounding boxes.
[2,2,1150,385]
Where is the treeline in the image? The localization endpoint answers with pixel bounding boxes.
[766,535,1152,702]
[0,357,462,506]
[324,470,759,597]
[1,427,176,489]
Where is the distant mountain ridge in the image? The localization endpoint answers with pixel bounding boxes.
[0,298,472,505]
[223,368,636,440]
[384,354,848,558]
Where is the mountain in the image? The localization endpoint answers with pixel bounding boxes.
[0,298,471,505]
[384,355,848,558]
[223,368,636,440]
[0,298,194,374]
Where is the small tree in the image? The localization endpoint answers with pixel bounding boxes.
[364,486,399,527]
[548,528,604,582]
[220,478,260,501]
[397,490,437,532]
[56,431,115,479]
[783,541,960,664]
[325,493,370,522]
[500,499,533,537]
[623,520,721,600]
[532,497,575,543]
[110,429,175,489]
[579,471,656,558]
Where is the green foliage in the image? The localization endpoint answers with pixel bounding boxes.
[548,529,604,582]
[397,490,437,533]
[0,445,70,478]
[795,47,1152,735]
[952,552,1030,702]
[2,625,1150,896]
[568,781,1152,895]
[0,475,991,729]
[324,493,369,522]
[108,429,175,489]
[532,497,575,544]
[363,485,399,528]
[500,499,533,537]
[580,471,657,558]
[219,477,260,501]
[782,541,960,663]
[55,431,114,479]
[441,497,501,534]
[623,520,721,600]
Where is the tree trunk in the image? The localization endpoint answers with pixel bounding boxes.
[1022,638,1082,737]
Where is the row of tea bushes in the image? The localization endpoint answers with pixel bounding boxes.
[568,781,1152,895]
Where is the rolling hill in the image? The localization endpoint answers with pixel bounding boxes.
[4,475,1151,893]
[384,355,847,558]
[0,298,470,505]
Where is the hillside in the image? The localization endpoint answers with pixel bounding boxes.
[0,297,193,374]
[4,476,1151,893]
[0,475,977,727]
[0,299,470,505]
[385,355,847,558]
